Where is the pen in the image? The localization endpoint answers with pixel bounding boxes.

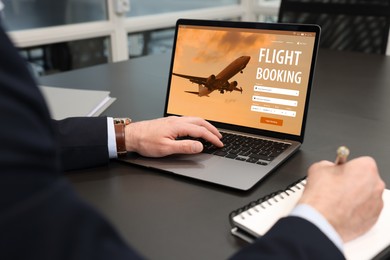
[335,146,350,165]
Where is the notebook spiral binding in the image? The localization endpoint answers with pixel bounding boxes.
[228,177,307,227]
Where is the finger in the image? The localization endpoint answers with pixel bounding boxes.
[307,160,334,174]
[181,116,222,138]
[165,139,203,154]
[316,160,334,167]
[176,123,224,148]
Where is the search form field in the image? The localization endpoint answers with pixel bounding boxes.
[251,105,296,117]
[252,95,298,107]
[254,85,299,96]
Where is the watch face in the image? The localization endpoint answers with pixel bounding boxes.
[114,118,132,125]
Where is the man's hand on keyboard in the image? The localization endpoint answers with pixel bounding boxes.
[124,116,223,157]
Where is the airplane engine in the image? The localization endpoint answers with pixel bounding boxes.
[206,74,216,85]
[228,81,238,91]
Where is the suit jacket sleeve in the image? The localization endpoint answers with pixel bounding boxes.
[0,24,143,260]
[230,216,345,260]
[53,117,110,171]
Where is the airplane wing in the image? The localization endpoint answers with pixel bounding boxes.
[185,91,200,95]
[172,73,207,85]
[184,91,210,97]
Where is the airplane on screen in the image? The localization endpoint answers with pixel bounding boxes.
[172,55,251,97]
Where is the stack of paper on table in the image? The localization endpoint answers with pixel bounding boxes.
[40,85,116,120]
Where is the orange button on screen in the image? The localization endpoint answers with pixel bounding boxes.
[260,117,283,126]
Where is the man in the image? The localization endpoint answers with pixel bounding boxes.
[0,20,384,260]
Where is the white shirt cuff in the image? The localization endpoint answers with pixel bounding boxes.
[290,204,344,253]
[107,117,117,158]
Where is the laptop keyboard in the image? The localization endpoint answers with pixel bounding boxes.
[179,132,291,165]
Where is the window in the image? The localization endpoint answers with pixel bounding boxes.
[127,0,239,17]
[2,0,107,30]
[2,0,281,75]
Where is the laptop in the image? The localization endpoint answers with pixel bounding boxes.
[121,19,321,190]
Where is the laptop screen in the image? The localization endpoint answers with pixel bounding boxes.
[165,19,320,141]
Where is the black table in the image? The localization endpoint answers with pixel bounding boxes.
[40,49,390,260]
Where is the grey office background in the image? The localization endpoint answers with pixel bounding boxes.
[2,0,280,76]
[3,0,390,81]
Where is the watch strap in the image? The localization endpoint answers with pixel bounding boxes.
[113,118,131,157]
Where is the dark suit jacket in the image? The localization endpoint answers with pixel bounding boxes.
[231,216,345,259]
[0,24,344,260]
[0,25,141,259]
[54,117,110,171]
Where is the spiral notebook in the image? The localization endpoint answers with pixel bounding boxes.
[229,179,390,260]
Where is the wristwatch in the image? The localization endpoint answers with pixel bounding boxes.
[113,117,132,157]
